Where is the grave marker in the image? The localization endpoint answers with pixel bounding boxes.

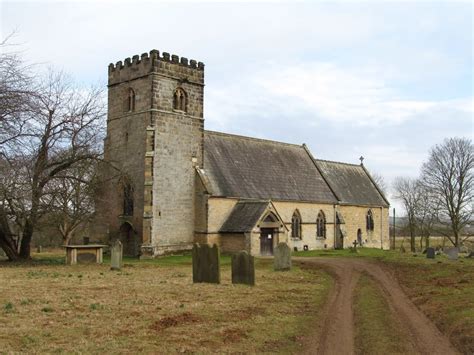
[111,240,123,271]
[445,247,459,261]
[426,247,435,259]
[274,243,291,271]
[231,251,255,286]
[192,243,220,284]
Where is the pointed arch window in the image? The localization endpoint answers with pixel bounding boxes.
[127,88,135,112]
[366,210,374,231]
[316,211,326,238]
[291,210,302,240]
[123,183,134,216]
[173,87,187,112]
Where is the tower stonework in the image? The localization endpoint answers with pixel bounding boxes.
[98,50,204,257]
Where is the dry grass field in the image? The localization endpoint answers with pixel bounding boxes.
[0,252,332,353]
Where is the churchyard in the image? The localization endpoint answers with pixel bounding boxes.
[0,247,473,354]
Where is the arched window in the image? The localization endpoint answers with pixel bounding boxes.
[127,88,135,112]
[316,211,326,238]
[173,87,187,112]
[123,183,134,216]
[366,210,374,231]
[291,210,302,240]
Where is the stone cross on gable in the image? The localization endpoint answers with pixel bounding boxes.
[359,156,364,165]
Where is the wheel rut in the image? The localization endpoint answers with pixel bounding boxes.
[296,257,459,355]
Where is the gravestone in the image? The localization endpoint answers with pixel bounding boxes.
[467,251,474,259]
[445,247,459,261]
[426,247,435,259]
[231,251,255,286]
[274,243,291,271]
[110,240,123,271]
[37,246,42,253]
[192,243,220,284]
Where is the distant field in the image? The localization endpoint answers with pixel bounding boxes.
[394,235,474,251]
[0,252,331,353]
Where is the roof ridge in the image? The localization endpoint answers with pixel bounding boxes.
[316,158,362,167]
[204,130,302,148]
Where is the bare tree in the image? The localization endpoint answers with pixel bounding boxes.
[393,177,421,252]
[421,137,474,247]
[414,184,439,250]
[0,68,105,260]
[371,172,388,195]
[43,158,98,245]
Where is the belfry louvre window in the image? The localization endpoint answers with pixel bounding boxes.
[366,210,374,231]
[316,211,326,238]
[291,210,302,240]
[127,88,135,112]
[173,87,187,112]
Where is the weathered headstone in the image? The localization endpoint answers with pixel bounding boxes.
[36,245,42,253]
[445,247,459,261]
[231,251,255,286]
[274,243,291,271]
[426,247,435,259]
[110,240,123,271]
[466,251,474,259]
[192,243,220,284]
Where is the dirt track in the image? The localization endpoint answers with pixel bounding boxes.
[295,257,459,355]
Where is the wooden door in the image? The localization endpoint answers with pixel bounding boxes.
[260,228,274,256]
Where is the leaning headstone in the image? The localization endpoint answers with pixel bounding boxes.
[110,240,123,271]
[274,243,291,271]
[426,247,435,259]
[444,247,459,261]
[192,243,220,284]
[231,251,255,286]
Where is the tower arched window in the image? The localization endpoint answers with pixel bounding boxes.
[366,210,374,231]
[173,87,187,112]
[291,210,302,240]
[316,211,326,238]
[127,88,135,112]
[123,183,134,216]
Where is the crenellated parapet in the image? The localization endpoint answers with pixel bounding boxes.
[108,49,204,86]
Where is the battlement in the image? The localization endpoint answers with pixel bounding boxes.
[108,49,204,86]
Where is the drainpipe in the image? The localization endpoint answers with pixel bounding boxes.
[380,206,383,249]
[334,204,338,249]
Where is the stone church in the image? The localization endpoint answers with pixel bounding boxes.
[94,49,390,258]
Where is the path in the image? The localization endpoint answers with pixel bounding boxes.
[295,257,459,355]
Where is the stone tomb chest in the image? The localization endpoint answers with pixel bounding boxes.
[64,245,107,265]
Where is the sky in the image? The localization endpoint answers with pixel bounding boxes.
[1,0,473,213]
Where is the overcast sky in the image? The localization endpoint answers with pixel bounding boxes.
[1,1,473,213]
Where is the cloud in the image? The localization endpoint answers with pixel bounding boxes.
[206,61,473,130]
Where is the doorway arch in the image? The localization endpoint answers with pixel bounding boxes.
[119,222,139,257]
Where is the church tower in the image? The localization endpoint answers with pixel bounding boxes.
[98,50,204,257]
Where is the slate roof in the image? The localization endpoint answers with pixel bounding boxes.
[315,160,389,207]
[203,131,338,203]
[219,200,269,233]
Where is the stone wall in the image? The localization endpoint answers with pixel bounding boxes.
[201,197,390,254]
[339,205,390,249]
[272,201,336,251]
[95,49,205,257]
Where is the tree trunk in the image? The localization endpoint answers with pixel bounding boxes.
[0,232,20,261]
[19,221,33,259]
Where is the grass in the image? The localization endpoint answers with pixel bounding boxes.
[296,247,474,354]
[353,273,416,354]
[0,252,332,353]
